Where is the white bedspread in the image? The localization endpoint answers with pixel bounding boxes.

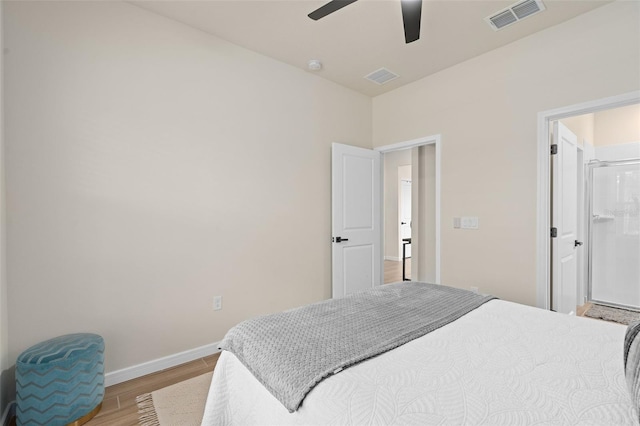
[202,300,639,425]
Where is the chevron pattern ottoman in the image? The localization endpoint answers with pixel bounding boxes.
[16,333,105,426]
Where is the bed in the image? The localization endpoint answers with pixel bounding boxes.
[202,282,640,425]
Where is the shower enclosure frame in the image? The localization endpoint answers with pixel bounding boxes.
[586,157,640,312]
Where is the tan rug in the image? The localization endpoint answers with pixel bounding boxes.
[137,372,212,426]
[584,303,640,325]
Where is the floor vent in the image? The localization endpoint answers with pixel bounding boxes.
[485,0,545,31]
[364,68,399,85]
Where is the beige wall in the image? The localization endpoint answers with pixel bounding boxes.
[415,145,436,283]
[372,1,640,305]
[560,113,595,147]
[383,150,411,260]
[4,1,371,374]
[557,103,640,149]
[594,103,640,146]
[0,0,8,418]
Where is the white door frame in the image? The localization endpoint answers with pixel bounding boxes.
[376,135,441,284]
[535,90,640,310]
[398,174,412,259]
[575,145,585,307]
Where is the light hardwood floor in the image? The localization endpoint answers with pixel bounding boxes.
[384,259,411,284]
[87,353,220,425]
[576,302,593,317]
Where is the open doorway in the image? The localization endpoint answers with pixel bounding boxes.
[399,175,412,277]
[381,143,438,284]
[382,150,411,283]
[537,92,640,313]
[555,105,640,314]
[330,135,441,297]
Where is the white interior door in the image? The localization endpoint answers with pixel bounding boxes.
[332,143,382,298]
[400,179,412,258]
[552,122,578,314]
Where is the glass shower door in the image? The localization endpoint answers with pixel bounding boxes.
[589,160,640,310]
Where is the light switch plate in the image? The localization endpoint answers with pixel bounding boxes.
[460,217,479,230]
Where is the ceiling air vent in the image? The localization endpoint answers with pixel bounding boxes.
[489,10,517,30]
[364,68,399,85]
[485,0,545,31]
[512,0,543,19]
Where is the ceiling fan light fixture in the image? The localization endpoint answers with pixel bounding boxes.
[308,0,358,20]
[308,0,423,43]
[400,0,422,43]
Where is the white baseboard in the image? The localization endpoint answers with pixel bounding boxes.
[384,256,401,262]
[105,341,221,387]
[1,401,14,426]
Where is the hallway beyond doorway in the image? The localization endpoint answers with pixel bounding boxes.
[384,259,411,284]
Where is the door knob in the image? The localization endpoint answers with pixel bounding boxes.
[334,236,349,243]
[574,240,583,247]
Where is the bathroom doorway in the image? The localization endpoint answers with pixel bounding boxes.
[549,101,640,315]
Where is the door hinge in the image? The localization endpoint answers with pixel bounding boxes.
[550,144,558,155]
[550,227,558,238]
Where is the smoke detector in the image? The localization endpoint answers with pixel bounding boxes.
[308,59,322,71]
[485,0,546,31]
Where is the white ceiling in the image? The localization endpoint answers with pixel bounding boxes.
[131,0,611,97]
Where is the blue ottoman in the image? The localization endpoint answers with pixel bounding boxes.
[16,333,104,426]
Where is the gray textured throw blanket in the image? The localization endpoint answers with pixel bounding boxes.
[220,282,496,412]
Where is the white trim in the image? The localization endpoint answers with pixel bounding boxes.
[376,135,437,153]
[384,256,401,262]
[536,90,640,310]
[435,137,441,284]
[104,341,220,387]
[1,401,14,426]
[376,134,442,284]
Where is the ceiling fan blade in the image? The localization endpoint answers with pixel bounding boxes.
[401,0,422,43]
[308,0,358,21]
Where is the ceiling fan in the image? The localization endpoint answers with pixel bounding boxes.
[308,0,422,44]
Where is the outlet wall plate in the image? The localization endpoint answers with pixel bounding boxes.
[213,296,223,311]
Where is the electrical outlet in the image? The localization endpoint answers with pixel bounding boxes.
[470,286,479,294]
[213,296,223,311]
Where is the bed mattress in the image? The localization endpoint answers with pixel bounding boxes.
[202,299,639,425]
